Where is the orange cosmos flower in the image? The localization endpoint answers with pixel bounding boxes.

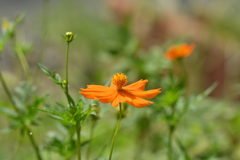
[165,43,195,60]
[79,73,161,108]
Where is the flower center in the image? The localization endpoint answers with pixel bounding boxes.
[112,72,127,90]
[2,18,11,31]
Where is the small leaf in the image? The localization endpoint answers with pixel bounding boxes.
[195,82,218,104]
[38,108,75,125]
[176,138,192,160]
[78,99,82,111]
[67,95,75,107]
[1,124,20,134]
[81,140,89,147]
[55,74,61,83]
[55,102,66,109]
[0,107,18,118]
[50,114,64,120]
[38,63,52,76]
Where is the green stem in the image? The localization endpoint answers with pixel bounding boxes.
[38,0,49,64]
[64,41,81,160]
[76,123,81,160]
[177,59,187,86]
[95,121,117,160]
[34,0,50,84]
[15,45,32,81]
[168,129,173,160]
[26,127,42,160]
[11,131,24,160]
[86,119,96,160]
[66,42,69,84]
[168,105,176,160]
[0,70,42,160]
[109,103,122,160]
[64,42,74,113]
[0,71,15,107]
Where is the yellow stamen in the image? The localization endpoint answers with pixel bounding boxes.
[2,18,11,31]
[112,72,127,90]
[66,32,72,36]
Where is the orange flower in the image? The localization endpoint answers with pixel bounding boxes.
[79,73,161,108]
[165,43,195,60]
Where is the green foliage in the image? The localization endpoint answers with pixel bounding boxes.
[156,75,217,125]
[38,63,94,125]
[38,58,97,159]
[44,124,89,159]
[176,138,192,160]
[0,82,47,133]
[38,63,61,85]
[0,13,25,56]
[1,2,240,159]
[39,99,93,126]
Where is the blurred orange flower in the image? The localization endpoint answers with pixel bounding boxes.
[165,43,195,60]
[80,73,161,108]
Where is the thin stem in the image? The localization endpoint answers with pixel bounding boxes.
[0,70,42,160]
[168,129,173,160]
[95,121,117,160]
[0,71,15,107]
[168,105,176,160]
[15,45,32,81]
[76,123,81,160]
[86,119,97,160]
[34,0,50,84]
[109,103,122,160]
[11,132,24,160]
[177,59,187,87]
[64,42,74,113]
[38,0,49,64]
[64,41,81,160]
[66,42,69,84]
[26,127,42,160]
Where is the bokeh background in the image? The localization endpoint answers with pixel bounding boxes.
[0,0,240,160]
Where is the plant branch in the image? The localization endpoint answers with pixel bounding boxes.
[109,103,122,160]
[0,70,42,160]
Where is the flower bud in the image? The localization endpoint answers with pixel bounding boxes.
[62,80,67,85]
[90,101,100,120]
[62,80,68,89]
[116,103,128,119]
[1,18,13,36]
[2,18,11,32]
[65,32,74,42]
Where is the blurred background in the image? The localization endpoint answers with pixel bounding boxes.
[0,0,240,160]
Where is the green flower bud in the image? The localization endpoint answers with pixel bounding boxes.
[62,80,67,85]
[90,101,100,120]
[2,18,11,32]
[65,32,74,42]
[116,103,128,119]
[62,80,68,88]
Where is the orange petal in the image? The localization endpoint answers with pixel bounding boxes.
[165,51,175,60]
[118,90,135,102]
[126,88,161,99]
[82,85,111,91]
[110,80,116,89]
[98,91,118,103]
[117,92,127,103]
[79,92,96,99]
[127,97,154,108]
[80,85,115,100]
[111,95,119,107]
[91,89,115,98]
[123,79,148,91]
[183,43,195,56]
[110,91,129,106]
